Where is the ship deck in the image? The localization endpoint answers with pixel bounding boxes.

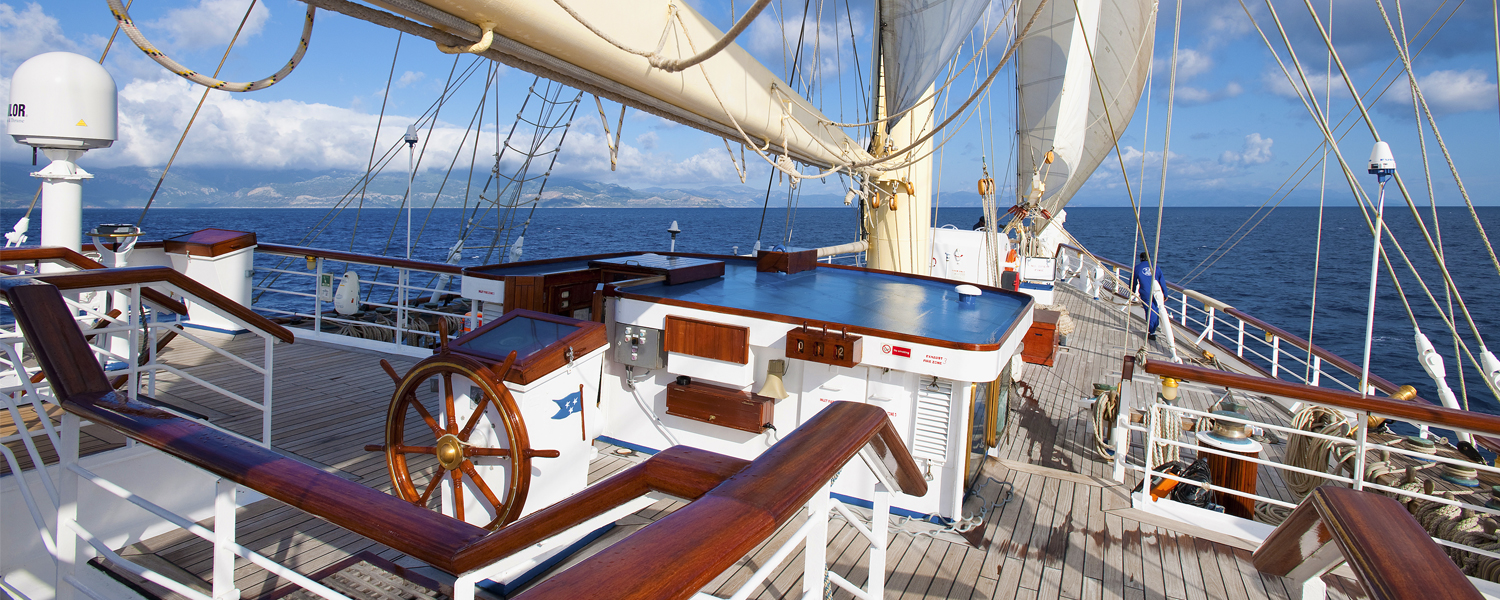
[3,282,1375,599]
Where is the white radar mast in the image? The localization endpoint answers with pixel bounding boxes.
[7,52,118,260]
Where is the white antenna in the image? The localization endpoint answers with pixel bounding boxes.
[404,124,419,260]
[1359,141,1396,398]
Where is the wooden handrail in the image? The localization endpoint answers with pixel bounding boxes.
[257,243,464,275]
[4,276,923,585]
[516,401,926,600]
[15,267,294,344]
[1253,486,1480,599]
[1141,360,1500,436]
[0,247,188,316]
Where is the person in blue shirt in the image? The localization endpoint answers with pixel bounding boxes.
[1131,252,1163,340]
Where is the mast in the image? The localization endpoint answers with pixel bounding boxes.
[866,79,936,275]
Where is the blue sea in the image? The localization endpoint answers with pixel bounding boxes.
[12,204,1500,415]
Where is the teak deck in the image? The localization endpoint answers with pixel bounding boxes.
[4,283,1372,599]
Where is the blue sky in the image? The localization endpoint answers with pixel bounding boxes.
[3,0,1498,206]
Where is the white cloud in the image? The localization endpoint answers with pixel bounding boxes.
[1391,69,1499,116]
[1174,82,1243,104]
[1154,49,1214,80]
[1220,133,1273,165]
[635,131,658,150]
[147,0,272,49]
[0,3,83,66]
[396,71,425,88]
[746,6,867,78]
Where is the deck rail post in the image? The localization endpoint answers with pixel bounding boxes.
[869,483,889,599]
[1271,336,1281,379]
[803,481,831,598]
[213,479,241,600]
[1114,356,1136,483]
[1237,320,1245,357]
[397,267,409,347]
[1310,355,1321,387]
[55,412,81,600]
[313,257,323,337]
[1206,307,1216,345]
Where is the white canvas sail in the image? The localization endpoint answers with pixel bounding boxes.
[365,0,869,169]
[879,0,993,122]
[1015,0,1156,218]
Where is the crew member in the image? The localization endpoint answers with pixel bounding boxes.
[1131,252,1163,340]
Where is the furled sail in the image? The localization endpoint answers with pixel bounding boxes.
[879,0,993,122]
[364,0,869,169]
[1015,0,1156,217]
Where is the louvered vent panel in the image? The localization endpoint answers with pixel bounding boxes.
[910,379,954,465]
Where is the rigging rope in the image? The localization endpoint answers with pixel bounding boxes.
[105,0,313,92]
[1374,0,1500,282]
[1246,0,1500,403]
[1153,0,1184,282]
[549,0,772,72]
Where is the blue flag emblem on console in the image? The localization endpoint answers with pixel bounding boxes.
[551,391,582,419]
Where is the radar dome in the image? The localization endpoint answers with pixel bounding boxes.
[8,52,117,150]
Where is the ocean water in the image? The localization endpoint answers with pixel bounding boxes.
[14,204,1500,414]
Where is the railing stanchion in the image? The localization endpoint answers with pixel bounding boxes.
[1237,320,1246,358]
[803,481,831,599]
[869,483,889,600]
[313,257,323,336]
[56,412,81,600]
[1272,336,1281,379]
[263,335,274,447]
[1310,356,1321,387]
[214,479,241,600]
[1206,307,1216,345]
[1143,403,1158,494]
[1179,293,1188,326]
[1353,413,1368,491]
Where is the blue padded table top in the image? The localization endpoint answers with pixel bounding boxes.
[621,261,1031,348]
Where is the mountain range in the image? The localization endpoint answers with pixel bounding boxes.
[1,163,987,210]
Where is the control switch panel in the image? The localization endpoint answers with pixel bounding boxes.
[615,324,666,369]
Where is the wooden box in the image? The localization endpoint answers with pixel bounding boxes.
[666,379,773,434]
[1021,309,1061,367]
[756,249,817,274]
[664,315,749,364]
[785,324,862,368]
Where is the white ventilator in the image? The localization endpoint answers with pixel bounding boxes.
[4,217,28,248]
[1482,347,1500,391]
[333,272,361,316]
[1416,330,1471,443]
[429,238,465,302]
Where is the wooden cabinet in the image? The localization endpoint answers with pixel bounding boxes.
[1021,309,1061,367]
[665,379,773,434]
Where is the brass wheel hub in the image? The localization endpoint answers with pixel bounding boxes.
[436,434,465,471]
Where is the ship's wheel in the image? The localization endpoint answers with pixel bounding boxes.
[373,345,556,530]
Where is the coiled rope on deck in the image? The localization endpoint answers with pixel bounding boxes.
[105,0,314,92]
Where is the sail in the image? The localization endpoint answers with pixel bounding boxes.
[1015,0,1156,217]
[364,0,869,169]
[879,0,993,122]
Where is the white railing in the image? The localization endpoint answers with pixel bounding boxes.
[1,281,278,448]
[1111,368,1500,587]
[1059,244,1380,398]
[252,245,467,357]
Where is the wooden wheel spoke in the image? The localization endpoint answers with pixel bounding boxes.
[464,447,512,457]
[393,445,436,455]
[443,372,457,434]
[457,393,491,440]
[417,466,446,506]
[460,461,505,513]
[451,468,464,523]
[407,393,444,438]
